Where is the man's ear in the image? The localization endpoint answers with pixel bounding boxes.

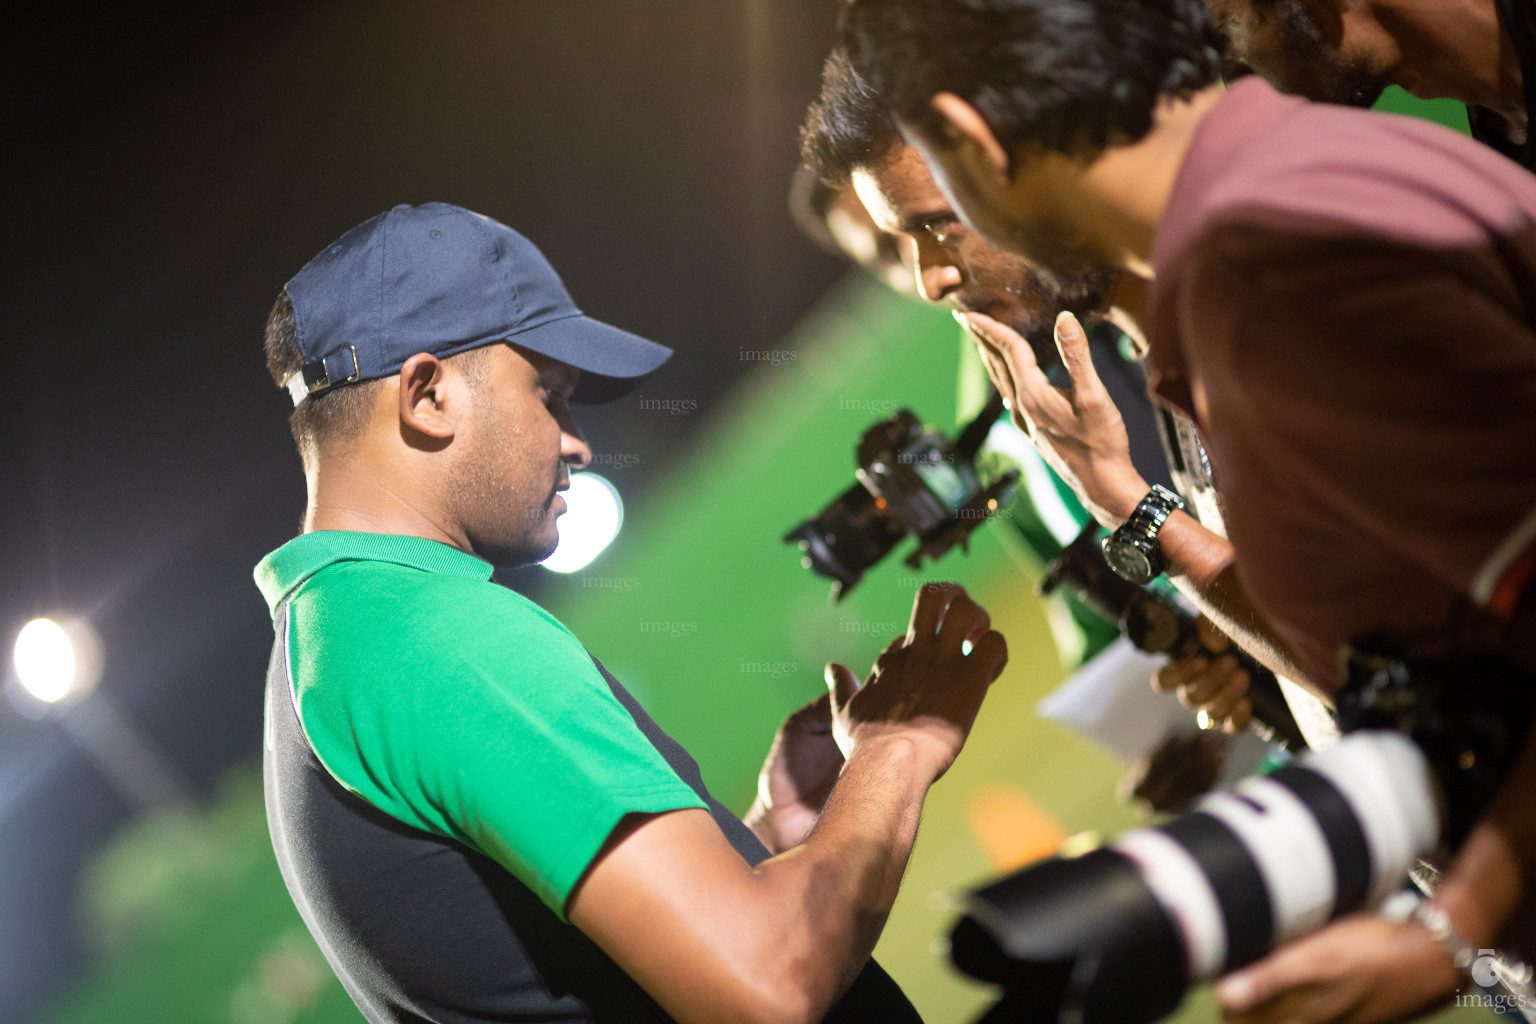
[931,93,1013,180]
[398,353,456,444]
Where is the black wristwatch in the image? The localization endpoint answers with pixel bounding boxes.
[1101,485,1186,585]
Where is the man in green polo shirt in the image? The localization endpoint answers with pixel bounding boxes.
[256,202,1008,1024]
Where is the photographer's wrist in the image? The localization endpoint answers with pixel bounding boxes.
[1100,472,1153,526]
[847,729,949,784]
[1435,872,1507,952]
[1380,891,1482,984]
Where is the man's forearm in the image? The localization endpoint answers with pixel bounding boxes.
[571,737,939,1024]
[1154,511,1330,700]
[1436,716,1536,956]
[754,736,935,1012]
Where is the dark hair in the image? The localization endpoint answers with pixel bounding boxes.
[262,290,384,462]
[799,47,903,188]
[840,0,1224,159]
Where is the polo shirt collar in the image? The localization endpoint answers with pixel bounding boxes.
[254,530,494,613]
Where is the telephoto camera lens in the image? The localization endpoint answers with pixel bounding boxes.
[951,731,1440,1024]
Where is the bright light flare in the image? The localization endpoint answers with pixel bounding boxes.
[542,473,624,574]
[15,618,76,703]
[12,615,103,704]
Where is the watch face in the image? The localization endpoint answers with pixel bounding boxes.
[1103,540,1154,584]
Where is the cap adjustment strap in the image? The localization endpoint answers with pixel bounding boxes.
[284,346,360,406]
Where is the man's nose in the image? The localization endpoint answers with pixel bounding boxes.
[917,259,963,304]
[554,402,592,470]
[563,429,592,471]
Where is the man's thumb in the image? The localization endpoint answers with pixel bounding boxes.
[825,662,861,708]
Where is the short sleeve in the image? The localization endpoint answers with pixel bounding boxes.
[286,563,707,918]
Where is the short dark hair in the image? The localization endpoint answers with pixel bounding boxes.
[262,290,385,463]
[799,47,903,188]
[840,0,1224,159]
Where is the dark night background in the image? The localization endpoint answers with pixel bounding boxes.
[0,3,848,1017]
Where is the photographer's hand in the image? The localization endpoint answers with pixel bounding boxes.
[961,309,1148,527]
[1119,729,1229,814]
[1215,915,1461,1024]
[1153,617,1252,734]
[964,310,1327,698]
[567,584,1006,1024]
[744,694,844,854]
[826,582,1008,781]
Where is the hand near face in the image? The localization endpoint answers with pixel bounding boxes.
[962,309,1148,527]
[1215,915,1462,1024]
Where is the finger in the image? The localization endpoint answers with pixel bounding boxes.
[972,311,1071,427]
[1224,697,1252,734]
[963,311,1041,376]
[974,339,1013,397]
[1195,615,1231,654]
[1182,677,1231,711]
[968,629,1008,681]
[1154,656,1200,693]
[1224,978,1360,1024]
[1216,938,1331,1015]
[825,662,861,711]
[966,311,1054,400]
[1053,312,1108,403]
[1203,674,1250,723]
[1179,664,1229,707]
[908,581,962,642]
[937,593,989,649]
[973,342,1035,436]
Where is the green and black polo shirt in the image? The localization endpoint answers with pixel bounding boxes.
[256,530,919,1023]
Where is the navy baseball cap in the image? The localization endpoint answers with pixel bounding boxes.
[282,202,672,406]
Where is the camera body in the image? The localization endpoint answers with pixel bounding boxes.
[786,398,1018,600]
[1041,523,1308,749]
[1336,643,1536,848]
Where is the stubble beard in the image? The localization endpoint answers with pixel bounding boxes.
[448,417,559,570]
[1007,230,1121,361]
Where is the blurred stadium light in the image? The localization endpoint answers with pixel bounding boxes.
[542,473,625,574]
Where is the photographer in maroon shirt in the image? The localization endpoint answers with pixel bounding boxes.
[844,0,1536,1021]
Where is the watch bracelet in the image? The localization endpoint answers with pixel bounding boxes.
[1378,890,1480,984]
[1112,485,1186,568]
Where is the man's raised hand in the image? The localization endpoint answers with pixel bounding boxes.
[825,582,1007,781]
[961,309,1148,527]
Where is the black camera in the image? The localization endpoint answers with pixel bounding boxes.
[1040,523,1308,751]
[952,646,1536,1024]
[1335,643,1536,849]
[785,392,1018,600]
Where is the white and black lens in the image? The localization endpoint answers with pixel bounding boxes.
[951,731,1440,1024]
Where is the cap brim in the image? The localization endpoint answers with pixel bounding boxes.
[508,313,673,404]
